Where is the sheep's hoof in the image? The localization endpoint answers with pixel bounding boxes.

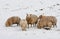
[37,27,41,29]
[44,27,50,30]
[22,29,26,31]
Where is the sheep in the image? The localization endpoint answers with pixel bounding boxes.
[5,16,21,27]
[38,15,57,27]
[20,19,27,31]
[26,14,38,28]
[37,19,52,29]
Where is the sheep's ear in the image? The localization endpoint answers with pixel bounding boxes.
[26,14,28,16]
[39,15,42,18]
[30,14,32,16]
[42,13,44,15]
[41,15,42,17]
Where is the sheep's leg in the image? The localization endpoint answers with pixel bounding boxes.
[53,25,54,28]
[53,23,57,28]
[33,23,36,27]
[17,24,19,26]
[53,24,57,28]
[33,24,35,27]
[55,24,57,28]
[52,23,55,28]
[40,26,42,29]
[35,24,36,26]
[31,24,32,27]
[22,28,26,31]
[28,24,29,28]
[37,25,42,29]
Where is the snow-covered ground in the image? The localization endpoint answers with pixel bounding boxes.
[0,0,60,39]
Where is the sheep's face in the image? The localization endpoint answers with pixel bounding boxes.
[26,14,32,18]
[39,15,42,19]
[37,19,40,22]
[26,14,32,21]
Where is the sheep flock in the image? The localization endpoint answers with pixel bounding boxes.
[5,13,57,31]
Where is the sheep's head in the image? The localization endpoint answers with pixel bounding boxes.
[37,19,40,22]
[26,14,32,17]
[26,14,32,19]
[39,15,43,19]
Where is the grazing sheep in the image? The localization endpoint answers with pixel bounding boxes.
[20,19,27,31]
[37,19,52,29]
[5,16,21,27]
[26,14,38,28]
[38,15,57,27]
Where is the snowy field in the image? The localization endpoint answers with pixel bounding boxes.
[0,0,60,39]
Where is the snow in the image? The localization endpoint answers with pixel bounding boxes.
[0,0,60,39]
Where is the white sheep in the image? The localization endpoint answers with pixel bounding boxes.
[20,19,27,31]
